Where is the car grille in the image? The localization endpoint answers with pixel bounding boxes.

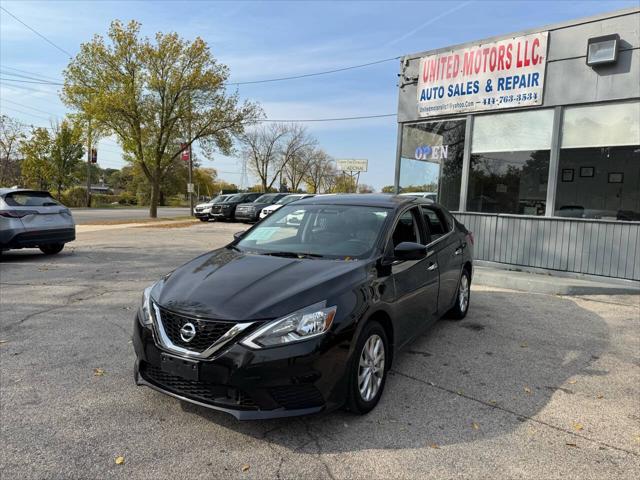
[195,207,204,212]
[156,307,233,353]
[140,362,257,409]
[210,205,222,213]
[269,384,324,409]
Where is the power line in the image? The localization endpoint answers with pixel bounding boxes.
[0,72,64,85]
[225,56,400,86]
[0,66,62,82]
[0,76,63,85]
[0,6,73,58]
[0,81,58,94]
[257,113,396,123]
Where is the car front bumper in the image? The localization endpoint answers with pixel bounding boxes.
[234,211,258,222]
[132,314,349,420]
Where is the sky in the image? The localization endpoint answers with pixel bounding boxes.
[1,0,637,190]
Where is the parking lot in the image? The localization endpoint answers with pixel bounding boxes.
[1,221,639,479]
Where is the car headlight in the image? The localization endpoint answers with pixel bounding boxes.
[241,301,337,349]
[139,284,156,326]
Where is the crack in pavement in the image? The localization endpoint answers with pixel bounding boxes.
[391,369,639,457]
[4,288,135,331]
[301,418,337,480]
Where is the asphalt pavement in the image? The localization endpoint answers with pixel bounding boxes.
[70,207,191,224]
[1,222,639,479]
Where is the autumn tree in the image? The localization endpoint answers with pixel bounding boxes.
[304,149,334,193]
[62,20,260,217]
[0,115,26,187]
[50,120,84,199]
[20,127,53,190]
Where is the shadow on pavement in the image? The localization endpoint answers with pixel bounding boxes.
[180,290,609,453]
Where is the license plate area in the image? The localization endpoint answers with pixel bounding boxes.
[160,353,199,381]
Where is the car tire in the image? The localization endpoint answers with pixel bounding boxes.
[199,218,208,222]
[39,243,64,255]
[346,320,389,414]
[446,269,471,320]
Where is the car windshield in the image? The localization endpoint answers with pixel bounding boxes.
[3,192,59,207]
[227,194,244,202]
[254,194,280,203]
[276,195,304,205]
[211,196,228,204]
[236,204,390,259]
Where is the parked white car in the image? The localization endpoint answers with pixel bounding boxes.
[399,191,437,202]
[193,194,233,221]
[259,193,315,219]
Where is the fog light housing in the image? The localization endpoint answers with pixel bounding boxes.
[586,34,619,66]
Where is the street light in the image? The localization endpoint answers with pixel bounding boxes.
[586,34,620,67]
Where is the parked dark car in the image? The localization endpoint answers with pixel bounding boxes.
[133,194,473,419]
[209,192,262,221]
[234,193,288,223]
[193,194,233,221]
[0,188,75,255]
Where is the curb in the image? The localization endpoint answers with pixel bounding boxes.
[473,267,640,296]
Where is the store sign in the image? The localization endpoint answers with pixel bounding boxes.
[416,32,548,117]
[415,144,448,161]
[336,159,368,172]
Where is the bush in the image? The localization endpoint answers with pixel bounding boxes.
[92,194,120,206]
[60,187,87,207]
[118,192,137,205]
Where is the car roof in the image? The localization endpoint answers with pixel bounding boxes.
[0,188,49,197]
[294,193,432,209]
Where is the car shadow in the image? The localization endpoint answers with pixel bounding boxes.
[180,289,609,453]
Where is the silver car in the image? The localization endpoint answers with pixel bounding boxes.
[0,188,75,255]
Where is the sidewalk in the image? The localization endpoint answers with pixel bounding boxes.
[473,265,640,296]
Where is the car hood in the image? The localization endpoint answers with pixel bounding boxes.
[263,204,282,211]
[155,248,367,321]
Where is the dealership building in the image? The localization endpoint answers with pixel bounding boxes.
[395,7,639,281]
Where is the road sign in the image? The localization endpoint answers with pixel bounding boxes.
[336,159,368,172]
[187,183,194,193]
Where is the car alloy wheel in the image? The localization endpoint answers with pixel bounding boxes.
[358,334,385,402]
[458,273,470,313]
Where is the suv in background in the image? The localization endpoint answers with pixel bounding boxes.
[209,192,262,221]
[235,193,288,223]
[194,194,233,221]
[0,188,75,255]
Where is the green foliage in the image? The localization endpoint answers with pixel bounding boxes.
[60,186,87,207]
[50,120,84,198]
[62,19,261,217]
[20,127,54,190]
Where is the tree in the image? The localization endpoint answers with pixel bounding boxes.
[0,115,26,187]
[357,183,375,194]
[239,123,288,193]
[381,185,395,193]
[281,125,316,191]
[304,149,334,193]
[62,20,260,217]
[50,120,84,199]
[20,127,53,190]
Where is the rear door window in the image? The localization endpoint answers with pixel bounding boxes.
[420,206,449,241]
[4,192,59,207]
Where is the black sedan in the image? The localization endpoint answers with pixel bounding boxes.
[234,193,288,223]
[133,194,473,419]
[209,192,261,221]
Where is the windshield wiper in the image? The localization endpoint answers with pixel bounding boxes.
[261,251,324,259]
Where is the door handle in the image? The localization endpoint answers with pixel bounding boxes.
[454,247,463,256]
[427,262,438,271]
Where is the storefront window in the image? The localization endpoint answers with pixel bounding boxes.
[555,101,640,221]
[467,109,554,215]
[399,120,465,210]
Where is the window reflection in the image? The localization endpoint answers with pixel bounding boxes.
[399,120,465,210]
[467,150,550,215]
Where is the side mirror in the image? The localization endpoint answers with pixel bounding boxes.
[233,231,246,240]
[394,242,427,261]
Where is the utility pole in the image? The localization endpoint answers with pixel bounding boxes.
[86,118,92,207]
[188,142,194,216]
